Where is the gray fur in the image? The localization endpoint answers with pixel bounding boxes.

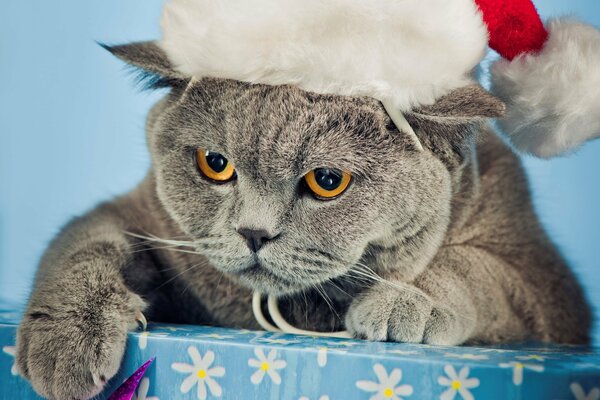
[16,42,591,399]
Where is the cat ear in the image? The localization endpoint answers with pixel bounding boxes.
[405,85,506,166]
[101,41,188,89]
[410,84,506,125]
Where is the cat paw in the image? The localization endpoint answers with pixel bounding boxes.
[16,264,146,400]
[345,282,473,345]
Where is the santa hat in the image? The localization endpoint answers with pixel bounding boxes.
[159,0,600,158]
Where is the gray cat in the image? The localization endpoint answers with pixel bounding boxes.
[15,42,591,400]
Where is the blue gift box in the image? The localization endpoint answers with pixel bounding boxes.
[1,303,599,400]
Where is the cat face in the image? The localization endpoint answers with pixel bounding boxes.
[107,42,504,295]
[149,78,449,294]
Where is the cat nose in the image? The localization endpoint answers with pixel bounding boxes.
[237,227,279,252]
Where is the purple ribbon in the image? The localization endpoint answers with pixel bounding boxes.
[107,357,155,400]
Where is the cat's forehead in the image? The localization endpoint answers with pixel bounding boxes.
[179,78,401,179]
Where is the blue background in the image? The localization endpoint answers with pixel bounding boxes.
[0,1,599,342]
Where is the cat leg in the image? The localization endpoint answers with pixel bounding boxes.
[16,206,147,400]
[345,245,527,345]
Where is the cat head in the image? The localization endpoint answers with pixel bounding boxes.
[105,42,504,295]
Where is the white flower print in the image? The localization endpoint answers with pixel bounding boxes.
[443,353,489,361]
[356,364,413,400]
[132,377,159,400]
[317,347,328,367]
[166,326,193,333]
[198,334,234,340]
[386,350,419,356]
[256,338,300,345]
[138,331,169,350]
[299,396,330,400]
[2,346,18,376]
[515,355,546,362]
[139,332,149,350]
[499,361,544,386]
[438,365,479,400]
[171,347,225,399]
[478,348,516,354]
[571,383,600,400]
[327,340,358,347]
[236,329,258,335]
[312,345,347,366]
[248,348,287,385]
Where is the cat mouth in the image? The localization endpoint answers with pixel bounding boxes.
[236,262,299,294]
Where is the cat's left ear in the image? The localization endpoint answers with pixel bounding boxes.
[410,84,505,126]
[101,41,188,89]
[406,85,503,145]
[404,84,505,166]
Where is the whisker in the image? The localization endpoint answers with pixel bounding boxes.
[325,279,354,299]
[315,283,341,322]
[126,231,195,246]
[350,263,475,324]
[151,262,204,292]
[125,231,223,248]
[130,243,196,254]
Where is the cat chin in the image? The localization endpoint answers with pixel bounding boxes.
[236,263,312,296]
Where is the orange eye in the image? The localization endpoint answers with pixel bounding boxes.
[196,148,236,182]
[305,168,352,199]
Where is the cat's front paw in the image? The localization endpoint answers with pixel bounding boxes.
[345,282,474,345]
[16,264,146,400]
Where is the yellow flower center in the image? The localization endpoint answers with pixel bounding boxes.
[452,380,462,390]
[261,362,270,371]
[515,363,524,369]
[383,387,394,398]
[197,369,207,379]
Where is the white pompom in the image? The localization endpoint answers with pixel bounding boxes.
[492,19,600,158]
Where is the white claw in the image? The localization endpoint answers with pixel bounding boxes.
[136,311,148,331]
[91,371,104,387]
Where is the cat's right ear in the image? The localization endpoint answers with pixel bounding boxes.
[100,41,188,90]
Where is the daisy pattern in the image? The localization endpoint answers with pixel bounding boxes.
[438,365,479,400]
[132,377,159,400]
[478,348,516,354]
[570,383,600,400]
[236,329,258,335]
[256,338,300,345]
[386,350,419,356]
[248,348,287,385]
[515,355,546,362]
[317,347,328,367]
[499,361,544,386]
[356,364,413,400]
[443,353,489,361]
[166,326,193,332]
[198,334,234,340]
[138,331,169,350]
[299,396,330,400]
[171,346,225,399]
[2,346,18,376]
[139,332,150,350]
[326,340,359,348]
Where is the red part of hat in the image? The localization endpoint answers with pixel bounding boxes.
[475,0,548,60]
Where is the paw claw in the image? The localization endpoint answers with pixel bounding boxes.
[91,372,104,387]
[136,311,147,331]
